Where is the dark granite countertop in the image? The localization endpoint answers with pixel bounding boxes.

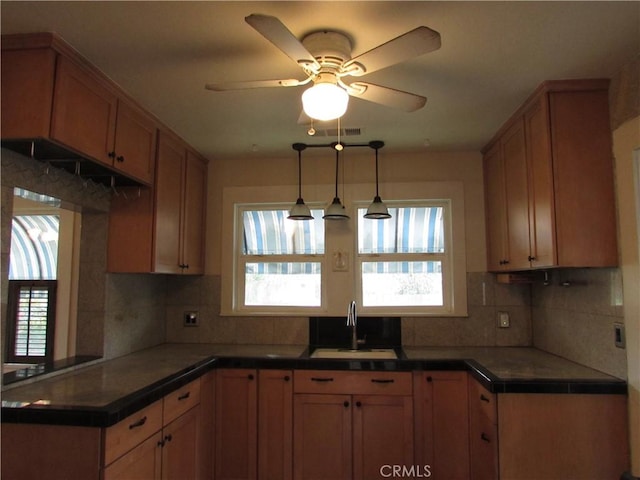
[1,344,626,427]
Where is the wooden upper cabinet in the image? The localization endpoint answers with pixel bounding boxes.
[154,132,186,274]
[181,150,208,274]
[107,131,208,275]
[113,99,158,184]
[482,79,617,272]
[1,47,57,139]
[483,142,509,272]
[51,55,118,166]
[2,33,157,186]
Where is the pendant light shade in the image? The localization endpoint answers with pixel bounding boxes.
[288,143,313,220]
[364,141,391,220]
[323,150,349,220]
[302,74,349,121]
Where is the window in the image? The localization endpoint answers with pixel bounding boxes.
[237,205,325,310]
[7,213,60,363]
[6,280,57,363]
[222,182,467,316]
[357,202,452,313]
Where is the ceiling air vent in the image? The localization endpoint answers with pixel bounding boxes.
[315,127,362,137]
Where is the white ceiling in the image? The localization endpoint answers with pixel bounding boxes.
[1,1,638,160]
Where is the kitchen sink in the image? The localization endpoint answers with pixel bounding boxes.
[310,348,398,359]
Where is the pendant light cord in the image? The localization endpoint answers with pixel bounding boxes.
[297,149,303,198]
[334,150,339,197]
[374,146,380,197]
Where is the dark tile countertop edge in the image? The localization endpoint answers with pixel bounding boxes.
[2,346,627,428]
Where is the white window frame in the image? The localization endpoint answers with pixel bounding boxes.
[221,182,467,317]
[232,202,328,315]
[354,199,454,315]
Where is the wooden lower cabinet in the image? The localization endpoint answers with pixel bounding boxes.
[468,376,630,480]
[292,370,414,480]
[215,368,293,480]
[104,430,163,480]
[413,371,470,479]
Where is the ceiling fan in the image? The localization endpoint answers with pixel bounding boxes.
[205,14,441,121]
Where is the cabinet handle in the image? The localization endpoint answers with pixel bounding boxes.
[343,401,350,408]
[371,379,394,384]
[356,401,362,408]
[164,434,173,443]
[311,377,334,382]
[499,259,510,265]
[284,375,290,382]
[177,391,190,401]
[480,394,491,403]
[481,433,491,443]
[116,155,125,163]
[426,376,433,382]
[179,263,190,269]
[528,255,536,262]
[108,151,116,159]
[128,416,147,429]
[248,374,255,380]
[157,439,165,447]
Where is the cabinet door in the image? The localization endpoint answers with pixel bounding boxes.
[468,379,498,480]
[181,150,207,274]
[293,393,352,480]
[198,370,216,480]
[525,96,556,268]
[104,431,163,480]
[113,99,157,185]
[154,131,185,273]
[162,407,198,480]
[258,370,293,480]
[483,142,509,271]
[216,369,258,480]
[353,395,414,480]
[502,118,531,270]
[51,55,117,166]
[413,371,469,480]
[1,47,56,139]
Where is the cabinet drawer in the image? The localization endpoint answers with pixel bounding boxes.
[294,370,412,395]
[104,399,163,466]
[163,378,201,425]
[469,377,497,424]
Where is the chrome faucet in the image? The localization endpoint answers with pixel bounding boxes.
[347,300,359,350]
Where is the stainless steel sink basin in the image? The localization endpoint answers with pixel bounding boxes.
[310,348,398,359]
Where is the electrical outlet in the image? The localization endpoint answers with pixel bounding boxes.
[498,311,510,328]
[614,323,625,348]
[184,311,199,327]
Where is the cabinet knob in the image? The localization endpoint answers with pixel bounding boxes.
[164,434,173,443]
[248,374,255,380]
[284,375,290,382]
[356,401,362,408]
[528,255,536,262]
[343,401,350,408]
[426,376,433,383]
[116,155,125,162]
[108,151,116,159]
[481,433,491,443]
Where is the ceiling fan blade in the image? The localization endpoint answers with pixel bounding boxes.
[205,78,305,91]
[348,82,426,112]
[343,26,441,76]
[245,14,320,70]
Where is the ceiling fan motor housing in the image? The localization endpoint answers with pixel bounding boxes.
[302,31,353,69]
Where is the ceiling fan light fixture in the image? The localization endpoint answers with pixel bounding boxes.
[302,81,349,121]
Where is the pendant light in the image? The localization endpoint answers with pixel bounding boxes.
[323,148,350,220]
[364,140,391,219]
[288,143,313,220]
